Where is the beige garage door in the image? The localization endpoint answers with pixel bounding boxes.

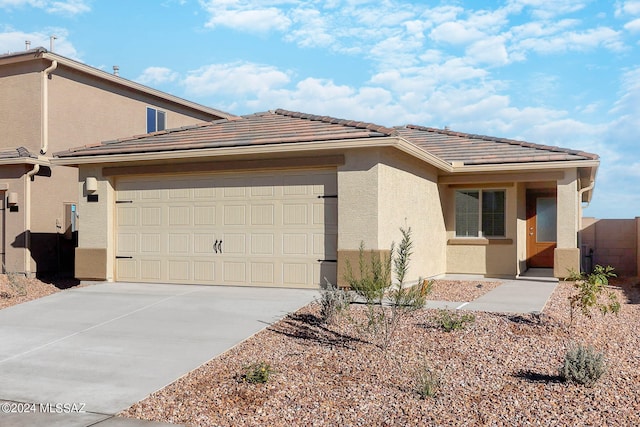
[115,170,337,288]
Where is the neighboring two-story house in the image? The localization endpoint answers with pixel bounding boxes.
[0,47,234,276]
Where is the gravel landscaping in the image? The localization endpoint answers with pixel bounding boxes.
[3,275,637,425]
[120,277,640,426]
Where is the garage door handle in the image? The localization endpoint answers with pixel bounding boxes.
[213,240,219,253]
[218,240,223,254]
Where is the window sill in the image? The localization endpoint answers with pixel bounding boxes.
[448,238,513,246]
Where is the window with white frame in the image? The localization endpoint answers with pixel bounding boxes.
[146,107,166,133]
[455,189,506,237]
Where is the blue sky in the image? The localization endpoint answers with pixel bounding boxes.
[1,0,639,218]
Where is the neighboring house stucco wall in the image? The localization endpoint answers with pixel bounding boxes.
[47,65,216,152]
[0,61,42,154]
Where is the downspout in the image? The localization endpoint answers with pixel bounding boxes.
[577,181,595,272]
[41,60,58,155]
[24,164,40,275]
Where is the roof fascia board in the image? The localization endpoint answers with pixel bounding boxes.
[40,52,235,120]
[0,157,51,166]
[449,160,599,173]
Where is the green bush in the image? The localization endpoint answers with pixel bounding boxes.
[434,309,475,332]
[567,265,620,325]
[559,343,606,387]
[240,361,274,384]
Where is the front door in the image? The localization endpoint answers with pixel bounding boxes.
[526,191,557,268]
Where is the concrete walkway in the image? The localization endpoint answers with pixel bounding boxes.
[0,283,318,427]
[425,269,559,314]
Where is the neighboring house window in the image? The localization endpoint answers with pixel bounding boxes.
[455,190,505,237]
[146,107,166,133]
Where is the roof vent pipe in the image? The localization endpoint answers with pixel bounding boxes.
[113,65,119,76]
[49,35,57,52]
[25,40,31,50]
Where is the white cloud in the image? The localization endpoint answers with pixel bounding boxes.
[624,18,640,32]
[514,26,624,54]
[0,0,90,15]
[199,0,291,32]
[136,67,179,85]
[466,36,509,66]
[429,21,485,45]
[0,29,78,57]
[506,0,588,19]
[183,62,291,96]
[615,0,640,17]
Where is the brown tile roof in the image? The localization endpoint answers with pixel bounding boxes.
[396,125,599,165]
[54,109,598,166]
[55,109,394,158]
[0,146,37,160]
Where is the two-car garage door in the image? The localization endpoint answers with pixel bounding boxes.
[115,170,337,288]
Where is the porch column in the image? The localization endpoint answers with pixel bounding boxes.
[554,169,580,277]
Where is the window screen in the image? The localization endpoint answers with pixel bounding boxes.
[455,190,479,237]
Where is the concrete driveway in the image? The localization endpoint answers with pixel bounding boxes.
[0,282,317,425]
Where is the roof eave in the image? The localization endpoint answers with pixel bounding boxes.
[448,159,600,173]
[51,137,404,166]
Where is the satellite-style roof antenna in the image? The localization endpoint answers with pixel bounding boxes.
[50,35,57,52]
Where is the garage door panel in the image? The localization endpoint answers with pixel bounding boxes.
[140,233,161,253]
[224,205,246,225]
[168,260,190,281]
[116,170,337,288]
[117,207,137,226]
[140,259,162,280]
[168,206,191,226]
[141,207,162,226]
[251,204,274,225]
[193,260,215,282]
[251,262,274,285]
[223,261,246,283]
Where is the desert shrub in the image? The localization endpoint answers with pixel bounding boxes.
[434,309,475,332]
[240,361,274,384]
[559,343,606,387]
[318,279,351,324]
[344,227,428,351]
[566,265,620,325]
[415,362,441,399]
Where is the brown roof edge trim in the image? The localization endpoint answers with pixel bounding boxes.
[403,124,599,160]
[102,155,345,177]
[273,109,396,136]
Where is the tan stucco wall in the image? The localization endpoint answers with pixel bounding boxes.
[0,61,42,154]
[336,148,446,285]
[443,184,518,277]
[580,217,638,276]
[556,168,578,249]
[77,166,115,281]
[377,149,446,281]
[47,65,217,152]
[0,165,29,273]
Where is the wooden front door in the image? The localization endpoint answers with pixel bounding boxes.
[526,191,557,268]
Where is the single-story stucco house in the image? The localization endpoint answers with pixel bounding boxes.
[52,109,599,288]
